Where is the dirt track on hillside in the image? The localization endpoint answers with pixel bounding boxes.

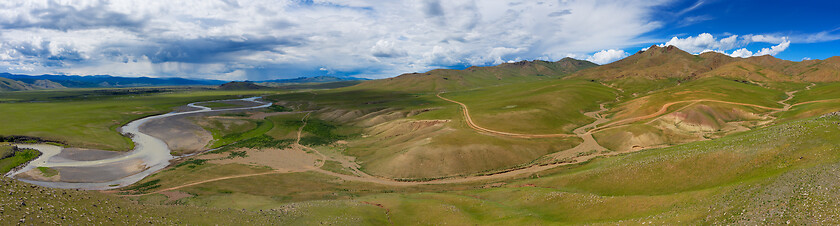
[436,93,575,138]
[122,84,840,193]
[592,99,782,132]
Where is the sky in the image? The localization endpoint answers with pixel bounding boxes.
[0,0,838,80]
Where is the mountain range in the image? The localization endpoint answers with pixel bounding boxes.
[4,45,839,92]
[0,73,367,91]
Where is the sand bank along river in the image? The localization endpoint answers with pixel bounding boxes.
[4,97,271,190]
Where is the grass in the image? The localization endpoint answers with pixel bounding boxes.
[202,118,274,149]
[265,113,307,140]
[298,119,352,146]
[606,77,784,122]
[790,82,840,104]
[1,176,288,225]
[0,88,279,150]
[9,76,840,224]
[211,135,295,154]
[320,160,356,176]
[442,78,617,134]
[36,166,58,177]
[0,147,40,174]
[115,103,840,224]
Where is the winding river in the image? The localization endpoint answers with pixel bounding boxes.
[4,97,271,190]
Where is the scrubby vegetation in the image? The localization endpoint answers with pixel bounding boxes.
[0,146,40,174]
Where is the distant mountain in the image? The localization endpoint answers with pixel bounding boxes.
[0,73,227,88]
[571,45,840,83]
[217,81,268,90]
[0,77,69,91]
[351,57,598,92]
[257,76,367,84]
[0,77,32,91]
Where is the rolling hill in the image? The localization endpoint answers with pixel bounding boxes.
[6,44,840,224]
[0,73,227,88]
[258,76,368,84]
[573,45,840,84]
[350,57,598,93]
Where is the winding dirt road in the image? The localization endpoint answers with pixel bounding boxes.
[123,84,840,194]
[592,99,782,132]
[436,93,575,138]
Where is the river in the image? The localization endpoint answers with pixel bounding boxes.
[4,97,271,190]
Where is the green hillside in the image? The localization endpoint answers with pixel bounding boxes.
[0,77,31,91]
[351,57,597,93]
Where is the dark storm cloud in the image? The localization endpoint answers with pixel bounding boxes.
[548,9,572,17]
[0,2,145,31]
[5,40,85,67]
[422,0,445,17]
[140,35,305,64]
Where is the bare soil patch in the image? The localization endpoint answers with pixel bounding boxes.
[53,148,126,161]
[140,114,213,155]
[199,148,319,172]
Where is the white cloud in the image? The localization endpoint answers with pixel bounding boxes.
[586,49,628,64]
[660,33,739,53]
[658,33,791,58]
[728,39,790,58]
[0,0,676,79]
[754,40,790,56]
[729,48,754,58]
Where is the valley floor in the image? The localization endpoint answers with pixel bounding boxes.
[5,77,840,224]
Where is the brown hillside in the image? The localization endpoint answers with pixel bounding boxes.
[573,45,840,83]
[573,45,721,81]
[700,61,794,82]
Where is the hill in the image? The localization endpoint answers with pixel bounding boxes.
[572,45,840,86]
[217,81,268,90]
[574,45,731,81]
[0,77,32,91]
[0,77,68,91]
[258,76,367,84]
[0,73,227,88]
[350,57,598,93]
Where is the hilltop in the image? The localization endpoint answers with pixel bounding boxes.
[258,76,367,84]
[572,45,840,84]
[0,77,66,91]
[0,73,227,89]
[350,57,598,92]
[217,81,268,90]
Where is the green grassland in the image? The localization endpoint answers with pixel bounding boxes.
[790,82,840,103]
[113,113,840,224]
[199,117,274,149]
[0,88,279,150]
[0,176,293,224]
[442,79,616,134]
[5,70,840,224]
[0,145,40,174]
[607,77,785,121]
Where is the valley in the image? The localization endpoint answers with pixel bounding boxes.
[3,45,840,224]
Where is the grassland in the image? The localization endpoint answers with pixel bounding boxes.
[0,145,40,174]
[0,88,280,150]
[6,64,840,224]
[441,79,616,134]
[123,112,840,224]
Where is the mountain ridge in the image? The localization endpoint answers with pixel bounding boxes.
[571,45,840,83]
[350,57,599,92]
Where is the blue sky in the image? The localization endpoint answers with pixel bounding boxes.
[0,0,838,80]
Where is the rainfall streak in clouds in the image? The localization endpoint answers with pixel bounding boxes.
[0,0,672,80]
[1,0,838,80]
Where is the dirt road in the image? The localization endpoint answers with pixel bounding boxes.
[436,93,575,138]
